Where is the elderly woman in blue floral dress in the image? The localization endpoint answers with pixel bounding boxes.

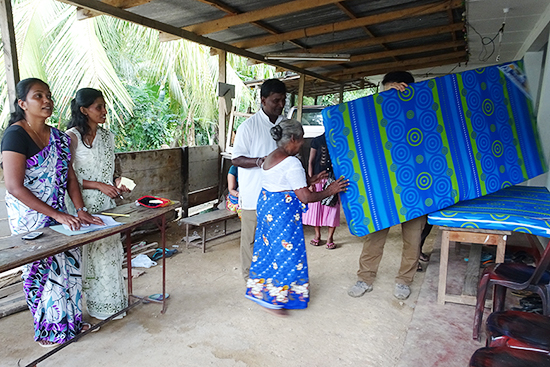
[245,118,348,316]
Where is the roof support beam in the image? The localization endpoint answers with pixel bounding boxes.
[295,39,466,69]
[300,22,465,55]
[77,0,151,20]
[232,0,463,50]
[328,51,468,79]
[56,0,340,84]
[192,0,306,49]
[0,0,20,112]
[185,0,343,35]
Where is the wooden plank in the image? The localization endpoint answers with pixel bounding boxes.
[195,0,306,50]
[463,244,482,296]
[0,281,22,299]
[218,51,227,151]
[0,290,26,318]
[448,231,508,246]
[437,230,450,305]
[188,145,220,192]
[188,186,219,207]
[0,0,20,112]
[181,146,189,217]
[115,148,184,206]
[185,0,343,35]
[180,208,237,227]
[302,22,464,54]
[232,0,463,49]
[444,294,477,307]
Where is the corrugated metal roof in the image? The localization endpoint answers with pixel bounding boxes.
[59,0,468,95]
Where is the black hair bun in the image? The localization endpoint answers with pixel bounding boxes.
[270,124,283,141]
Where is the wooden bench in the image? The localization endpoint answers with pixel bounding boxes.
[180,209,240,253]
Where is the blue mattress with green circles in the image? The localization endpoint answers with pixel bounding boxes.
[427,185,550,237]
[322,61,547,236]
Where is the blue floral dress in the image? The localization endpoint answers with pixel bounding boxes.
[245,157,309,309]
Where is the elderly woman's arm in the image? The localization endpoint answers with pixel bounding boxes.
[294,177,349,203]
[3,151,83,230]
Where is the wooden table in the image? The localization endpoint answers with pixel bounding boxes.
[0,201,179,366]
[180,208,239,253]
[437,226,511,306]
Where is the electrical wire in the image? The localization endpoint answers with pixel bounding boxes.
[466,21,501,62]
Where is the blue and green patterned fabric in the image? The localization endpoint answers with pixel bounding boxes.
[322,61,547,236]
[428,186,550,237]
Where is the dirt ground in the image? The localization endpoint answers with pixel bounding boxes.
[1,213,484,367]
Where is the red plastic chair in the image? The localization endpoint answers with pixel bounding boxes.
[472,240,550,340]
[469,347,550,367]
[486,311,550,352]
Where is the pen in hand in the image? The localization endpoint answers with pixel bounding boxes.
[109,181,124,200]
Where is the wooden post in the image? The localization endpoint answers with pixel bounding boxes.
[0,0,20,112]
[218,50,227,151]
[338,85,344,104]
[296,74,305,121]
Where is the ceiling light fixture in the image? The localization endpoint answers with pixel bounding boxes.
[265,53,351,62]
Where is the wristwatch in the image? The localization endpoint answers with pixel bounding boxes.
[76,206,88,213]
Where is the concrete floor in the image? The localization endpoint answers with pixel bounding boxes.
[0,215,485,367]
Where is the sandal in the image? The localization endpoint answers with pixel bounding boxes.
[326,242,336,250]
[310,239,321,246]
[38,340,59,348]
[419,252,430,262]
[82,322,100,333]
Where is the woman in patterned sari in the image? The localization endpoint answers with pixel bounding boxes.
[66,88,130,320]
[245,119,348,316]
[1,78,104,347]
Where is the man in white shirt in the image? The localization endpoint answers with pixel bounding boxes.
[232,79,287,280]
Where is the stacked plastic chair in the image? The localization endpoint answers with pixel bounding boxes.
[469,310,550,366]
[473,239,550,340]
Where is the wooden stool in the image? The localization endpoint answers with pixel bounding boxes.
[437,226,511,305]
[180,209,239,253]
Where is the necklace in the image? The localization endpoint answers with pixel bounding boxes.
[25,120,49,148]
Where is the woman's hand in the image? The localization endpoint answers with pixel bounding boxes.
[308,171,328,186]
[114,177,131,193]
[97,182,122,199]
[78,211,105,226]
[328,177,350,195]
[229,189,239,197]
[53,212,82,231]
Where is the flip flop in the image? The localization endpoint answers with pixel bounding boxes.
[151,248,178,261]
[310,239,321,246]
[38,340,59,348]
[148,293,169,303]
[326,242,336,250]
[82,322,100,333]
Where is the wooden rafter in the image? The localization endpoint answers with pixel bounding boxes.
[335,1,398,62]
[57,0,340,84]
[193,0,306,49]
[77,0,151,20]
[232,0,463,50]
[185,0,343,35]
[328,51,468,79]
[294,40,466,69]
[300,22,464,55]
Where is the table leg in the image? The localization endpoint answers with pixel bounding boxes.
[186,224,189,249]
[495,234,506,263]
[161,213,167,314]
[224,219,227,235]
[202,226,206,253]
[438,230,450,305]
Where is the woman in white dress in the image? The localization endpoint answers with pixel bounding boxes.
[66,88,130,320]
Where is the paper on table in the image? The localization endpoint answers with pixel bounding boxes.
[50,214,123,236]
[118,177,136,191]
